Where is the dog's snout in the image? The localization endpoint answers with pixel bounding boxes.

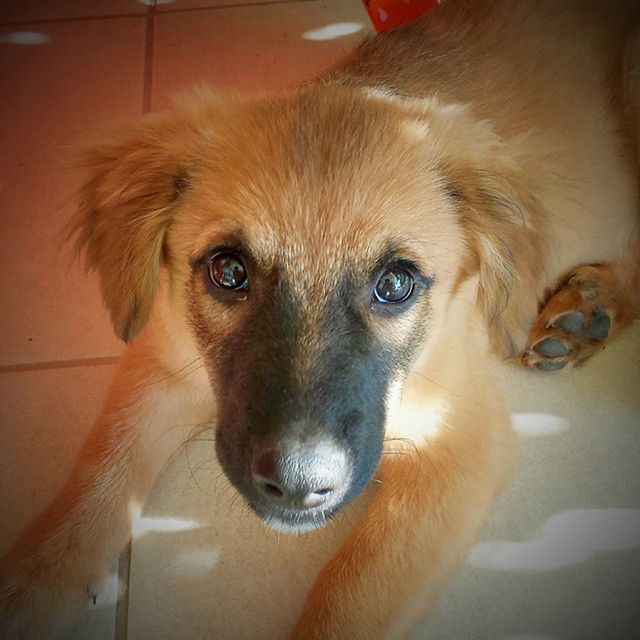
[251,440,350,510]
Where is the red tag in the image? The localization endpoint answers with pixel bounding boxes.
[361,0,439,33]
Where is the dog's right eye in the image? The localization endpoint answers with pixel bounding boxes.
[373,265,414,304]
[208,252,248,291]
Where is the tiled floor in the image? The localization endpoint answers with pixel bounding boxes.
[0,2,638,640]
[125,330,640,640]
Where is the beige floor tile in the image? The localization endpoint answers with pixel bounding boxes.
[151,0,370,105]
[0,18,146,366]
[126,434,371,640]
[0,361,124,640]
[67,560,120,640]
[0,362,116,554]
[125,326,640,639]
[0,1,146,23]
[421,325,640,640]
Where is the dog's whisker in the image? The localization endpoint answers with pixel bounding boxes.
[167,362,207,387]
[405,368,490,411]
[184,439,216,499]
[384,436,421,455]
[381,450,413,457]
[152,357,204,386]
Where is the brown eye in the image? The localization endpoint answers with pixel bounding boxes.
[374,266,414,304]
[208,252,248,291]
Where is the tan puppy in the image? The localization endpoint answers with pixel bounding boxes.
[2,1,639,638]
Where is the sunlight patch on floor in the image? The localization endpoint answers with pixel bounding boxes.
[302,23,365,41]
[130,502,203,539]
[0,32,50,45]
[469,508,640,571]
[131,516,202,538]
[171,547,223,576]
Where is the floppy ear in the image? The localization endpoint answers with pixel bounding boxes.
[68,110,197,342]
[449,164,544,354]
[422,101,546,354]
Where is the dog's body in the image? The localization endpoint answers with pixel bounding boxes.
[2,1,639,638]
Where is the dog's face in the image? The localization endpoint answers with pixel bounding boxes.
[174,93,465,531]
[72,87,527,532]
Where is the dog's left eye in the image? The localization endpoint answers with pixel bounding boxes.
[373,266,414,304]
[208,252,248,291]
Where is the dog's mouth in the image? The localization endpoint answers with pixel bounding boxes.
[248,501,335,533]
[214,429,360,533]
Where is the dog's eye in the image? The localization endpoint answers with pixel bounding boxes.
[208,252,248,291]
[373,266,414,304]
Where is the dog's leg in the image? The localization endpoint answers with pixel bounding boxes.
[291,393,514,640]
[522,19,640,372]
[0,334,211,640]
[522,259,640,371]
[291,295,516,640]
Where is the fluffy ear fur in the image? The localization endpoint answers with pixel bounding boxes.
[67,90,225,342]
[358,91,546,354]
[449,164,545,355]
[69,113,191,342]
[423,100,547,355]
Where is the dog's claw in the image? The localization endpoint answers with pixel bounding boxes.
[535,360,566,371]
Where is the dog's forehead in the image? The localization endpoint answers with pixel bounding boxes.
[182,90,458,280]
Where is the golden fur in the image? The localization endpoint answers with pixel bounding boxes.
[1,1,639,638]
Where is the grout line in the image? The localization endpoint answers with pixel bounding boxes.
[142,4,156,113]
[154,0,317,15]
[0,0,315,28]
[114,539,132,640]
[0,355,120,374]
[0,13,146,27]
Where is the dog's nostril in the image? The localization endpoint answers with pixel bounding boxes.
[302,486,334,508]
[262,482,284,498]
[251,440,349,510]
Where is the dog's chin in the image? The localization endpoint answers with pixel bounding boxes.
[249,503,335,534]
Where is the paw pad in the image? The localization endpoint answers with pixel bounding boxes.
[585,309,610,342]
[533,336,570,357]
[554,311,584,334]
[523,267,616,372]
[576,278,599,301]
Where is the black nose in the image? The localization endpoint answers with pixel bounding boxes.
[251,440,350,510]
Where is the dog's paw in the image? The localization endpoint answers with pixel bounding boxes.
[522,266,614,371]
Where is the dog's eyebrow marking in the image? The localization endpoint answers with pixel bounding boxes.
[371,243,409,275]
[370,244,432,284]
[190,233,249,270]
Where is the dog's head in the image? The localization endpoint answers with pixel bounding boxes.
[71,86,535,532]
